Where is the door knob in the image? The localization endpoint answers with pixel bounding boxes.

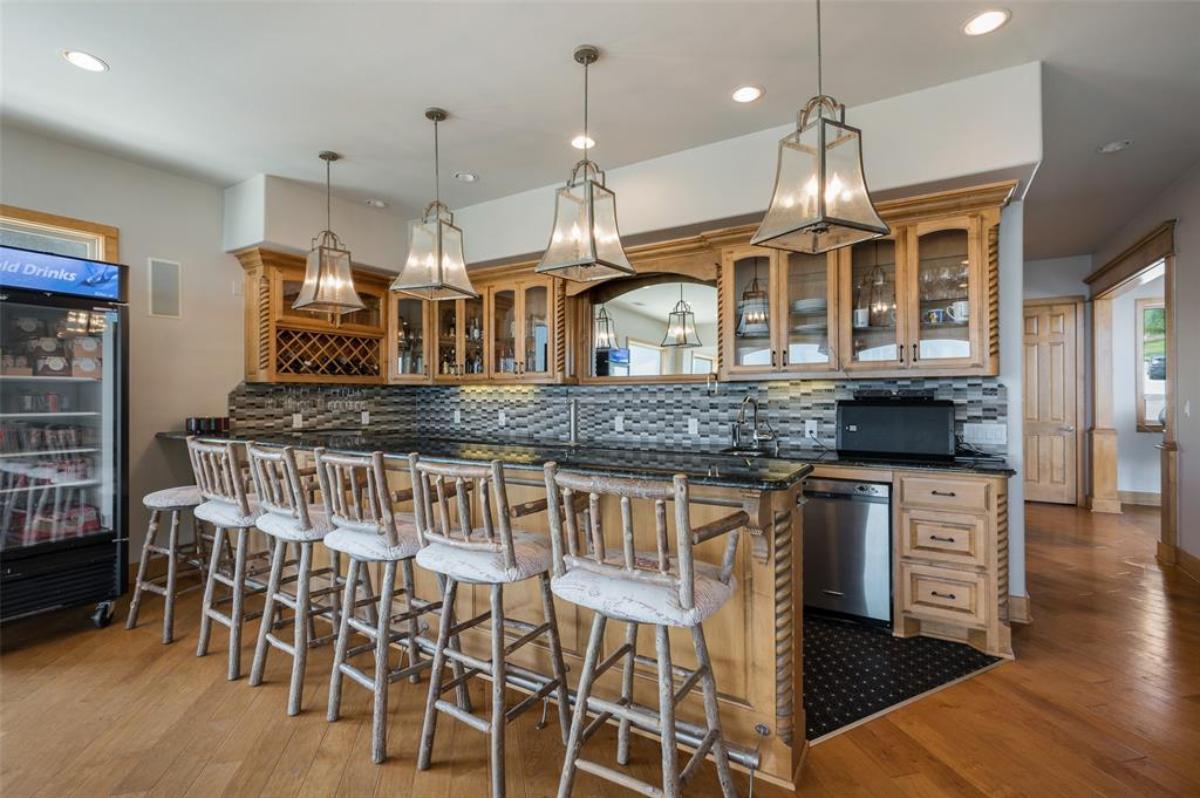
[1059,425,1075,432]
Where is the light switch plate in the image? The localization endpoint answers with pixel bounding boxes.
[688,417,699,436]
[291,412,302,429]
[963,422,1006,445]
[614,414,625,433]
[361,410,370,425]
[498,409,507,427]
[804,419,818,439]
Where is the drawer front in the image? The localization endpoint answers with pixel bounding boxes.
[900,563,989,628]
[900,509,987,567]
[898,474,990,512]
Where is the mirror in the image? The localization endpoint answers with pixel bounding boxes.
[589,277,718,378]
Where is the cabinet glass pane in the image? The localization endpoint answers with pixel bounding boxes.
[436,301,458,375]
[523,285,549,374]
[785,253,830,366]
[279,278,327,322]
[493,289,517,375]
[394,298,426,376]
[341,292,381,328]
[732,256,772,367]
[462,297,485,376]
[916,229,971,361]
[849,239,899,362]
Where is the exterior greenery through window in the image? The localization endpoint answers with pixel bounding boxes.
[1136,297,1166,432]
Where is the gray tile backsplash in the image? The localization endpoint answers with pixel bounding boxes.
[229,377,1007,456]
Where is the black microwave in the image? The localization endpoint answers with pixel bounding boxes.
[836,399,956,459]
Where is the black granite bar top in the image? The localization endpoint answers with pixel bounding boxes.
[777,447,1017,477]
[155,430,813,490]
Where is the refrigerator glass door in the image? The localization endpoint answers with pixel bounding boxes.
[0,302,119,550]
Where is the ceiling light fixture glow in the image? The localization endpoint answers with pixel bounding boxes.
[732,85,764,103]
[365,199,388,208]
[571,134,595,150]
[1097,139,1132,154]
[62,50,109,72]
[963,9,1011,36]
[454,171,479,182]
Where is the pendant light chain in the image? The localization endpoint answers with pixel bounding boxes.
[325,156,332,232]
[434,115,441,207]
[583,56,590,163]
[816,0,823,98]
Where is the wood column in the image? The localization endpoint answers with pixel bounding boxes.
[1158,253,1179,562]
[1088,297,1122,513]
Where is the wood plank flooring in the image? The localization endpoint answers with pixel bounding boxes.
[2,503,1198,796]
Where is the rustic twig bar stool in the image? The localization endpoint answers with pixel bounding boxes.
[316,448,453,764]
[126,484,207,643]
[244,442,347,716]
[411,454,571,798]
[188,437,266,680]
[543,463,747,798]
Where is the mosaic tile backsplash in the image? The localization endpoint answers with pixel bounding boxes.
[229,377,1008,456]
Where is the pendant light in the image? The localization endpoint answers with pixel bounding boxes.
[293,151,366,315]
[751,0,889,254]
[390,108,478,301]
[736,258,771,335]
[537,45,635,282]
[593,304,618,351]
[662,284,702,348]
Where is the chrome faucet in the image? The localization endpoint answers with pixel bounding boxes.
[568,398,580,445]
[730,395,777,451]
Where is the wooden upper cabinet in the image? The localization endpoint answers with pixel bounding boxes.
[778,250,840,374]
[905,215,984,371]
[839,235,908,372]
[433,295,486,382]
[720,246,779,376]
[482,274,561,384]
[274,265,387,335]
[388,294,431,383]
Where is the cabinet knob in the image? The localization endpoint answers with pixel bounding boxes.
[912,343,919,362]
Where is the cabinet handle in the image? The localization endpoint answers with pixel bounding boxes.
[912,343,919,362]
[782,349,789,367]
[930,534,956,543]
[931,490,957,497]
[898,345,905,364]
[771,350,777,368]
[930,590,957,600]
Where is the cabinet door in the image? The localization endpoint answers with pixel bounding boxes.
[491,286,519,378]
[519,280,553,380]
[907,216,981,369]
[275,267,333,329]
[778,251,839,373]
[840,236,906,371]
[721,247,778,376]
[434,300,460,380]
[459,295,487,380]
[335,285,385,334]
[390,295,430,383]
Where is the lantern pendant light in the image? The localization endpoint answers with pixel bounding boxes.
[736,258,771,335]
[293,151,366,315]
[593,304,618,351]
[752,0,889,254]
[390,108,478,301]
[662,283,702,348]
[537,45,635,282]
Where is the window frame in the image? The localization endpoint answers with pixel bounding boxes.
[1135,296,1166,433]
[626,337,667,377]
[0,204,119,261]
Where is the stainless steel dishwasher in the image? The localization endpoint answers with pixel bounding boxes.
[802,478,892,626]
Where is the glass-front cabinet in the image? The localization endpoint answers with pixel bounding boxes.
[388,295,430,382]
[840,236,906,370]
[780,251,839,372]
[721,247,776,375]
[434,296,486,382]
[485,276,555,383]
[275,266,385,334]
[906,217,979,369]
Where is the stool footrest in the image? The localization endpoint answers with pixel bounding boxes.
[337,662,375,691]
[434,699,489,734]
[679,729,719,785]
[265,632,297,657]
[574,759,663,798]
[502,621,550,657]
[505,676,558,723]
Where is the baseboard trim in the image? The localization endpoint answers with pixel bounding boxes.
[1118,490,1161,507]
[1008,594,1032,624]
[1176,546,1200,584]
[1087,496,1122,514]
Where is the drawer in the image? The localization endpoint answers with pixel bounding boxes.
[898,474,989,512]
[900,562,989,628]
[900,509,987,567]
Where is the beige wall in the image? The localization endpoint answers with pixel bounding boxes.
[0,123,244,556]
[1092,160,1200,557]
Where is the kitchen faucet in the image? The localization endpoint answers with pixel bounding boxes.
[730,395,777,452]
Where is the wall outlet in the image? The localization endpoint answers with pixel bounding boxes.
[361,410,370,426]
[453,409,462,424]
[963,422,1007,445]
[291,412,302,429]
[498,409,507,427]
[614,414,625,433]
[804,419,819,440]
[688,417,699,436]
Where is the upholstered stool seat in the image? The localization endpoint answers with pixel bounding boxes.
[194,497,261,529]
[551,555,735,627]
[143,484,203,511]
[415,529,551,584]
[255,504,332,542]
[324,523,421,561]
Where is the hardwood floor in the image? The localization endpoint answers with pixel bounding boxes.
[2,503,1198,797]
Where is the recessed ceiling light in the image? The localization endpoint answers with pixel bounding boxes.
[62,50,109,72]
[731,85,764,103]
[571,134,595,150]
[963,9,1010,36]
[454,171,479,183]
[365,199,388,208]
[1097,139,1133,154]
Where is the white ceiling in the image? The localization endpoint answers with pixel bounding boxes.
[2,2,1199,260]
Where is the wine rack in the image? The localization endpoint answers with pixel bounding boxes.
[275,328,382,380]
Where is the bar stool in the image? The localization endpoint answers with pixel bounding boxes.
[188,437,265,681]
[543,464,747,798]
[316,448,452,764]
[412,454,571,798]
[126,484,207,643]
[244,442,345,716]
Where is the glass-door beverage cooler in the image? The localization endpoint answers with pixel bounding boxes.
[0,245,128,626]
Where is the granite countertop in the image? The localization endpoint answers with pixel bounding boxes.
[778,447,1017,477]
[155,430,813,490]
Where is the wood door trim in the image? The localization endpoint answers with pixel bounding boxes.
[0,204,120,261]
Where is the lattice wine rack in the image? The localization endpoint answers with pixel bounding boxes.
[275,327,383,381]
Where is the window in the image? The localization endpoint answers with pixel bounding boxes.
[0,211,112,260]
[689,353,715,374]
[627,338,666,376]
[1136,297,1166,432]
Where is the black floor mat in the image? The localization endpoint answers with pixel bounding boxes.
[803,614,1000,740]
